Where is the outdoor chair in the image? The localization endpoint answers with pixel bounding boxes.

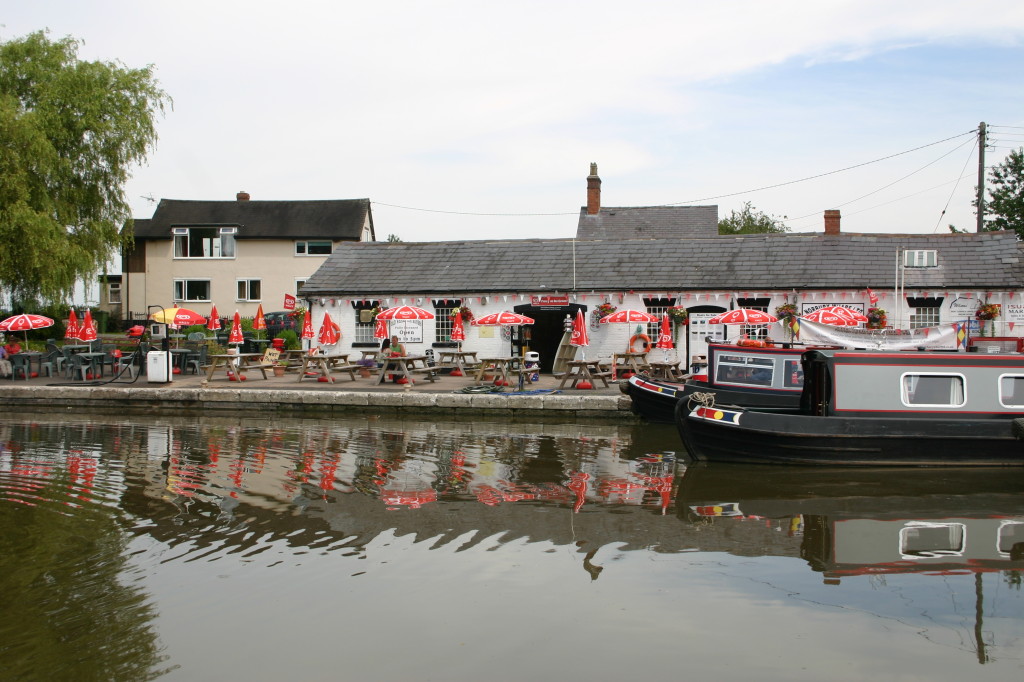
[10,354,32,380]
[67,353,93,381]
[115,351,138,379]
[45,343,66,374]
[186,345,208,374]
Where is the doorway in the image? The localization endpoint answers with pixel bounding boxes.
[514,304,585,373]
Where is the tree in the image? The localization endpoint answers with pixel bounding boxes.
[386,234,402,242]
[717,202,790,235]
[984,147,1024,238]
[0,31,170,303]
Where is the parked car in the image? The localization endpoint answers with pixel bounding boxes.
[264,311,297,337]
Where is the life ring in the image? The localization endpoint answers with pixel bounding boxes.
[629,333,653,353]
[736,337,767,348]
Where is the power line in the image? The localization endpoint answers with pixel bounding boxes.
[933,137,979,232]
[373,129,978,218]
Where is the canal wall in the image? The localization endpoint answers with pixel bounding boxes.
[0,385,639,423]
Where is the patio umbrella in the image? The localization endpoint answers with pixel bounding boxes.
[450,311,466,346]
[707,308,778,325]
[318,312,339,346]
[655,313,674,350]
[375,305,435,321]
[207,304,222,331]
[228,311,244,345]
[472,311,535,381]
[801,305,868,326]
[598,309,660,324]
[78,309,98,343]
[253,304,266,337]
[300,309,315,350]
[0,313,55,347]
[65,309,80,341]
[373,316,389,341]
[150,307,207,327]
[570,309,589,358]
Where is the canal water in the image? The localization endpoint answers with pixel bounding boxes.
[0,412,1022,681]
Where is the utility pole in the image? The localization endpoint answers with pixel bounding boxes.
[977,121,987,232]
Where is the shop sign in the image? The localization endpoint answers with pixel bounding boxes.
[391,319,423,343]
[531,295,569,307]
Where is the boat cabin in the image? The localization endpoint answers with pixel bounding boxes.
[704,343,812,395]
[800,350,1024,419]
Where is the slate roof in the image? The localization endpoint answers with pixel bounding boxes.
[301,231,1024,296]
[132,198,373,240]
[576,205,718,239]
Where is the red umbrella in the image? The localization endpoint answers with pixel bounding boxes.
[0,313,55,346]
[318,312,339,346]
[65,310,80,341]
[708,308,778,325]
[801,305,868,326]
[450,311,466,343]
[375,305,435,321]
[228,311,244,345]
[253,304,266,333]
[300,309,315,340]
[207,304,222,331]
[471,311,534,326]
[570,309,589,351]
[598,309,660,324]
[373,317,389,341]
[655,313,673,350]
[79,310,98,342]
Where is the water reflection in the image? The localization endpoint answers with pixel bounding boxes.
[1,414,1022,679]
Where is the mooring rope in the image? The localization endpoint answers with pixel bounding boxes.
[687,391,716,410]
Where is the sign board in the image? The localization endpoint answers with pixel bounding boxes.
[283,293,296,310]
[391,319,423,344]
[531,295,570,307]
[801,302,866,314]
[948,297,978,320]
[1003,302,1024,323]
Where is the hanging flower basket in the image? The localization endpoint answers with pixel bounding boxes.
[866,307,887,329]
[452,305,474,321]
[976,303,1001,321]
[593,302,617,319]
[667,306,688,324]
[774,303,798,320]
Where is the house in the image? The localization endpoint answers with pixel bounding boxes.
[123,192,374,322]
[299,168,1024,371]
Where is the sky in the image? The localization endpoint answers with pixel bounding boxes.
[4,1,1024,244]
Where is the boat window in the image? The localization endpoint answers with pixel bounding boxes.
[715,356,774,387]
[783,360,804,388]
[899,522,965,559]
[997,521,1024,558]
[998,374,1024,408]
[901,373,965,407]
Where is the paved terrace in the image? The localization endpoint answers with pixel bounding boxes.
[0,364,638,423]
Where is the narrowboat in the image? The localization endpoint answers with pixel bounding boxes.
[625,342,815,423]
[675,349,1024,466]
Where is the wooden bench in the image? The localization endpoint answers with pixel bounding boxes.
[408,366,441,382]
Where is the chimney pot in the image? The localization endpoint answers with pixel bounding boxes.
[236,191,250,201]
[824,209,840,235]
[586,163,601,216]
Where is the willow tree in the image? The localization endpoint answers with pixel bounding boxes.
[0,31,170,303]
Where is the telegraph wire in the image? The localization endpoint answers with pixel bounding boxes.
[932,136,979,232]
[372,129,977,218]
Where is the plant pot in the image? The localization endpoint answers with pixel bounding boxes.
[359,368,371,378]
[273,366,286,377]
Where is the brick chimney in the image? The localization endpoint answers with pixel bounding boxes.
[586,163,601,215]
[824,209,840,235]
[236,190,250,201]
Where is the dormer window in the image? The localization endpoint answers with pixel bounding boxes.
[904,250,937,267]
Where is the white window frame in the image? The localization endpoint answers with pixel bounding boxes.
[998,373,1024,408]
[236,279,262,302]
[173,226,237,259]
[899,521,965,559]
[173,279,211,303]
[295,240,333,256]
[294,279,306,297]
[900,372,966,408]
[107,282,121,304]
[909,306,941,329]
[903,250,937,267]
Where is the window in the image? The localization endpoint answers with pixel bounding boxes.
[715,355,774,387]
[352,300,380,344]
[173,226,236,258]
[907,297,943,330]
[783,360,803,388]
[901,373,965,407]
[643,297,676,338]
[999,375,1024,407]
[295,279,306,296]
[899,522,965,559]
[433,299,462,344]
[107,282,121,304]
[903,250,937,267]
[236,279,261,302]
[997,521,1024,557]
[295,241,333,256]
[736,297,771,339]
[173,279,211,302]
